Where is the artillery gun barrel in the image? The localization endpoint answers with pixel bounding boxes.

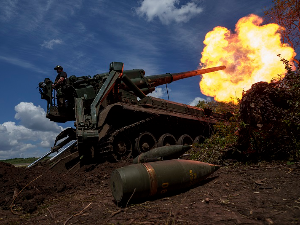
[146,65,226,87]
[171,66,226,82]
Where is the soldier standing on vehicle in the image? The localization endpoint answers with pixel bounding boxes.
[53,65,67,108]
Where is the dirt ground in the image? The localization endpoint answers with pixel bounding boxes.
[0,157,300,225]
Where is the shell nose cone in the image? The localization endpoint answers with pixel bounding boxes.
[214,165,221,171]
[182,145,192,151]
[209,164,221,172]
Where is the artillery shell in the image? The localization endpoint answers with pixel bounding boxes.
[133,145,192,164]
[110,159,220,203]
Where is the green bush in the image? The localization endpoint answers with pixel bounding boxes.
[237,57,300,161]
[192,57,300,163]
[191,99,241,164]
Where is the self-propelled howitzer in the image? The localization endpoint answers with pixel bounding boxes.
[31,62,225,169]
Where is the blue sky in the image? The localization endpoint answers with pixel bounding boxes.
[0,0,275,159]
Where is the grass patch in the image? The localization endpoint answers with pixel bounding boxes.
[0,157,49,165]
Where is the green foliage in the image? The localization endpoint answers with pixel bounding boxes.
[196,99,239,114]
[237,56,300,161]
[0,157,41,165]
[191,56,300,163]
[279,57,300,158]
[264,0,300,68]
[191,100,241,164]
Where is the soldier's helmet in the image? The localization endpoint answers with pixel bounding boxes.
[54,65,63,70]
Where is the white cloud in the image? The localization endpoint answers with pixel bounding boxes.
[147,87,171,98]
[189,97,211,106]
[136,0,203,24]
[14,102,62,132]
[147,88,164,98]
[41,39,63,49]
[0,0,18,22]
[0,124,14,151]
[0,55,47,74]
[0,102,64,159]
[76,22,86,33]
[40,140,51,148]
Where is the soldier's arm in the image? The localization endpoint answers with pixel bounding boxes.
[52,77,65,88]
[56,77,65,84]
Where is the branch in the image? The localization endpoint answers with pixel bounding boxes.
[10,174,43,214]
[63,203,92,225]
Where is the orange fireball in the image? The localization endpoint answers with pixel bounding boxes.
[200,14,296,103]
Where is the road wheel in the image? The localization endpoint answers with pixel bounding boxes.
[112,134,132,161]
[135,132,157,154]
[193,135,205,145]
[157,133,176,147]
[177,134,193,145]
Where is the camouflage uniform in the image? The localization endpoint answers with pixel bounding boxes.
[54,70,67,108]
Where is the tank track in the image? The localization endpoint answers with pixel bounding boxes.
[97,116,155,157]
